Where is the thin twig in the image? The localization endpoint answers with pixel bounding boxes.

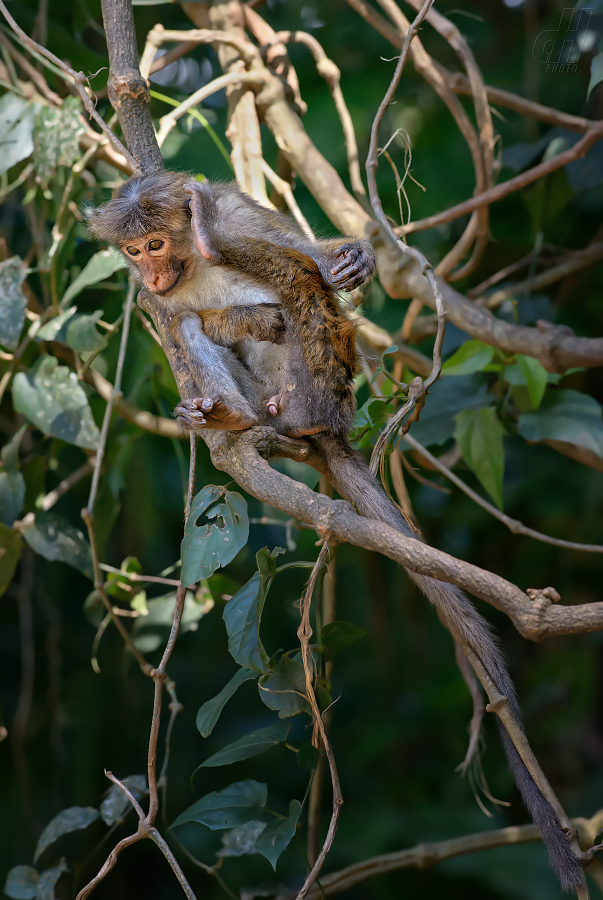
[0,0,137,171]
[261,159,315,239]
[296,544,343,899]
[403,432,603,553]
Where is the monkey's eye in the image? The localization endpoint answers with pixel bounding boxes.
[126,247,140,256]
[148,239,164,251]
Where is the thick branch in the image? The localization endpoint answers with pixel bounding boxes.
[99,0,164,173]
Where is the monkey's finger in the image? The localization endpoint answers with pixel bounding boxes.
[331,262,361,284]
[331,250,360,275]
[332,242,355,258]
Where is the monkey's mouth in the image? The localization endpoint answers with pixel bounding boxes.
[155,269,184,296]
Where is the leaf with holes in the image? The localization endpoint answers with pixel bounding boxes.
[517,389,603,457]
[62,251,126,306]
[223,547,284,674]
[0,256,27,351]
[3,866,39,899]
[23,513,93,579]
[455,408,506,510]
[255,800,302,869]
[201,721,291,768]
[171,780,267,831]
[34,807,99,864]
[181,486,249,586]
[13,357,100,450]
[33,97,85,187]
[197,668,259,738]
[0,94,38,176]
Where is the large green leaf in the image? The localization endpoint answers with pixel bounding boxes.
[517,390,603,457]
[3,866,39,899]
[36,309,108,354]
[400,375,490,448]
[223,547,284,674]
[442,340,495,376]
[201,721,291,768]
[455,408,505,509]
[33,97,85,187]
[34,807,99,864]
[171,780,267,831]
[196,668,259,738]
[62,251,126,306]
[23,513,93,579]
[255,800,302,869]
[180,486,249,586]
[0,470,25,525]
[13,357,100,450]
[0,523,23,596]
[0,95,38,176]
[258,656,311,719]
[0,256,27,351]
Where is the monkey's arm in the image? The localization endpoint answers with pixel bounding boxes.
[199,181,376,291]
[170,304,286,348]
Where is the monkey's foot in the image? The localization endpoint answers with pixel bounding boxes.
[175,397,256,431]
[330,242,376,291]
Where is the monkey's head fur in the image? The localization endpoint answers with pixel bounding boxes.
[87,171,197,296]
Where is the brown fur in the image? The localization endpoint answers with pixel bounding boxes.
[170,303,286,347]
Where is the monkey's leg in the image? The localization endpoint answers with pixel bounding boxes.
[171,313,260,431]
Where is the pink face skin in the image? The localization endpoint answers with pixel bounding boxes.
[121,234,191,296]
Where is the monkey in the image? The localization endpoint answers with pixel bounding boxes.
[88,173,585,893]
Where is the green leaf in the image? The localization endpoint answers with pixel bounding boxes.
[321,620,367,661]
[13,357,100,450]
[400,375,491,448]
[171,780,267,831]
[517,389,603,457]
[3,866,39,899]
[196,668,259,738]
[34,807,99,864]
[442,340,495,376]
[100,775,148,825]
[223,547,284,674]
[455,408,505,509]
[0,94,38,176]
[33,97,85,187]
[62,251,126,306]
[296,742,322,770]
[180,486,249,586]
[588,51,603,100]
[37,309,108,354]
[1,424,27,471]
[0,256,27,351]
[515,355,548,408]
[132,590,213,653]
[35,859,68,900]
[258,656,311,719]
[0,470,25,525]
[0,522,23,596]
[23,513,93,579]
[219,821,266,857]
[201,721,291,768]
[255,800,302,869]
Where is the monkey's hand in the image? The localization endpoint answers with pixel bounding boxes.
[328,241,376,291]
[184,180,221,263]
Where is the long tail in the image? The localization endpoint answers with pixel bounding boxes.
[310,433,584,893]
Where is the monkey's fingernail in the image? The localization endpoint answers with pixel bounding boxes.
[201,399,214,411]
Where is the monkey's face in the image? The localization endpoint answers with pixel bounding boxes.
[121,234,188,296]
